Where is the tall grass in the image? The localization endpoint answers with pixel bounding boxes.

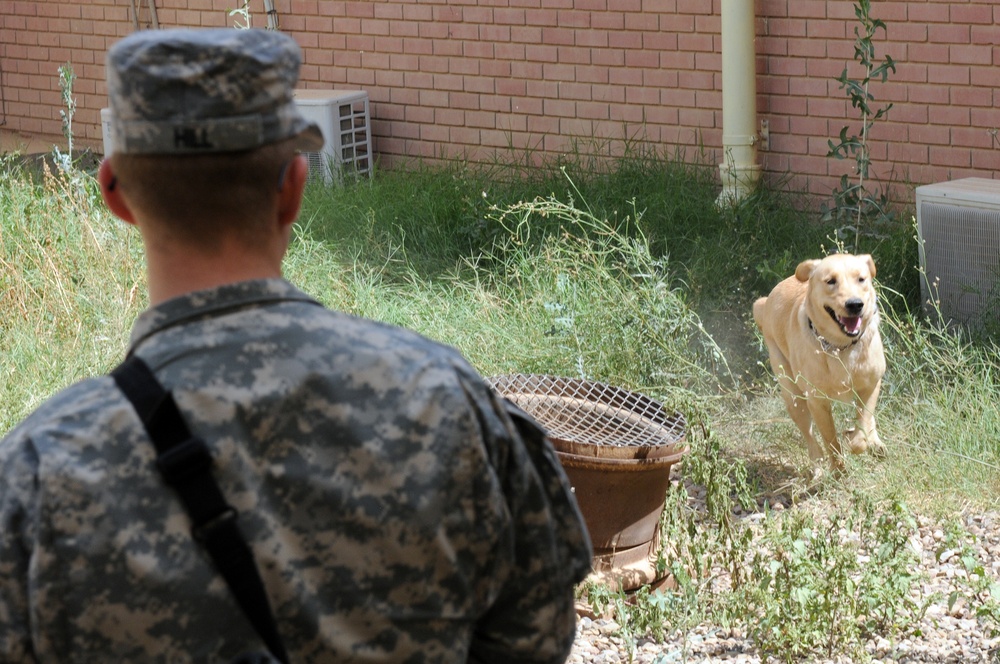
[0,159,144,430]
[2,147,997,515]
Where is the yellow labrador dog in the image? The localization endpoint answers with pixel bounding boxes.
[753,254,886,473]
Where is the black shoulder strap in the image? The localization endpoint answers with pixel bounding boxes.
[111,355,290,664]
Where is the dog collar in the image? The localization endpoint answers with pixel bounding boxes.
[808,310,879,353]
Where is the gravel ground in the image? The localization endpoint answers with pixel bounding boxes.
[568,478,1000,664]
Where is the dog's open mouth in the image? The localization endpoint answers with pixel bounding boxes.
[825,305,863,337]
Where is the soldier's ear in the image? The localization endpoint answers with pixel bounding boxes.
[276,154,308,229]
[99,159,136,226]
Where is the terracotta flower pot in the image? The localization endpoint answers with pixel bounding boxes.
[488,374,688,589]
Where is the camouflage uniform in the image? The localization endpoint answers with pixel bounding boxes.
[0,278,592,662]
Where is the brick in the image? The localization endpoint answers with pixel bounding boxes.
[591,48,625,67]
[608,30,642,50]
[591,11,624,30]
[910,43,952,65]
[677,32,713,52]
[920,104,971,127]
[952,86,993,108]
[494,114,528,134]
[971,107,1000,129]
[624,12,655,31]
[929,145,971,168]
[788,1,827,19]
[542,63,575,81]
[971,24,1000,46]
[951,126,991,149]
[971,148,1000,172]
[434,107,465,126]
[624,49,659,69]
[510,26,543,44]
[591,84,625,103]
[467,110,497,129]
[525,77,558,98]
[462,41,495,59]
[609,102,645,124]
[401,102,432,123]
[787,37,827,58]
[888,23,927,46]
[557,45,591,65]
[806,59,848,79]
[767,57,807,77]
[482,94,512,113]
[694,52,720,72]
[543,98,575,117]
[642,68,677,89]
[463,75,494,94]
[658,51,693,73]
[905,4,948,27]
[572,27,608,49]
[512,96,543,115]
[890,102,931,125]
[558,81,591,101]
[659,13,694,33]
[374,36,404,54]
[909,124,951,146]
[624,86,660,105]
[952,4,993,25]
[928,23,971,45]
[950,44,991,66]
[480,24,511,42]
[886,141,929,165]
[539,26,574,46]
[788,76,830,98]
[677,70,714,91]
[662,87,695,107]
[694,14,719,35]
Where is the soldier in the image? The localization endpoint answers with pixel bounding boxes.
[0,28,591,662]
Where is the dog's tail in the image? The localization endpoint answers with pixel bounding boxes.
[752,296,767,327]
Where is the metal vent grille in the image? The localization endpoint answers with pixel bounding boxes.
[487,374,685,450]
[294,89,372,184]
[917,178,1000,326]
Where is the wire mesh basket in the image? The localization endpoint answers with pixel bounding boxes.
[487,374,686,459]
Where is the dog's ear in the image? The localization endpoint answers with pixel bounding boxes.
[861,254,876,279]
[795,259,819,282]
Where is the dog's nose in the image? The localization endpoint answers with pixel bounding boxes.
[845,298,864,316]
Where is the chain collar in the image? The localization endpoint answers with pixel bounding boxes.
[807,310,879,354]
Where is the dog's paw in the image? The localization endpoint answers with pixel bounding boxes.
[844,427,884,456]
[868,435,887,459]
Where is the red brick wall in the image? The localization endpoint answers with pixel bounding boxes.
[1,0,998,202]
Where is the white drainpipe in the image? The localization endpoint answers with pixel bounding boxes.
[264,0,280,30]
[717,0,762,206]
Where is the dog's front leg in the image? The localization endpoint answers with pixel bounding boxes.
[806,397,844,472]
[774,367,823,461]
[847,380,886,457]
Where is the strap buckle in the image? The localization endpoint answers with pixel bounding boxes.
[192,506,239,544]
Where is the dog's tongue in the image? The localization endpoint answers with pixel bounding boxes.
[839,315,862,335]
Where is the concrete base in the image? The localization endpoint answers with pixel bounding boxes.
[0,129,71,155]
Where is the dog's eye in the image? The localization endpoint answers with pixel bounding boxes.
[826,277,837,285]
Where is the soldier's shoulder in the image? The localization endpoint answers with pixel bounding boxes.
[1,375,126,450]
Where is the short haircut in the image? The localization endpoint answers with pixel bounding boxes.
[109,138,299,250]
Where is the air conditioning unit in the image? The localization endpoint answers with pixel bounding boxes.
[99,90,373,185]
[916,177,1000,327]
[101,107,114,156]
[293,89,372,183]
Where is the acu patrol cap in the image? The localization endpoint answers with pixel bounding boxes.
[105,28,324,155]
